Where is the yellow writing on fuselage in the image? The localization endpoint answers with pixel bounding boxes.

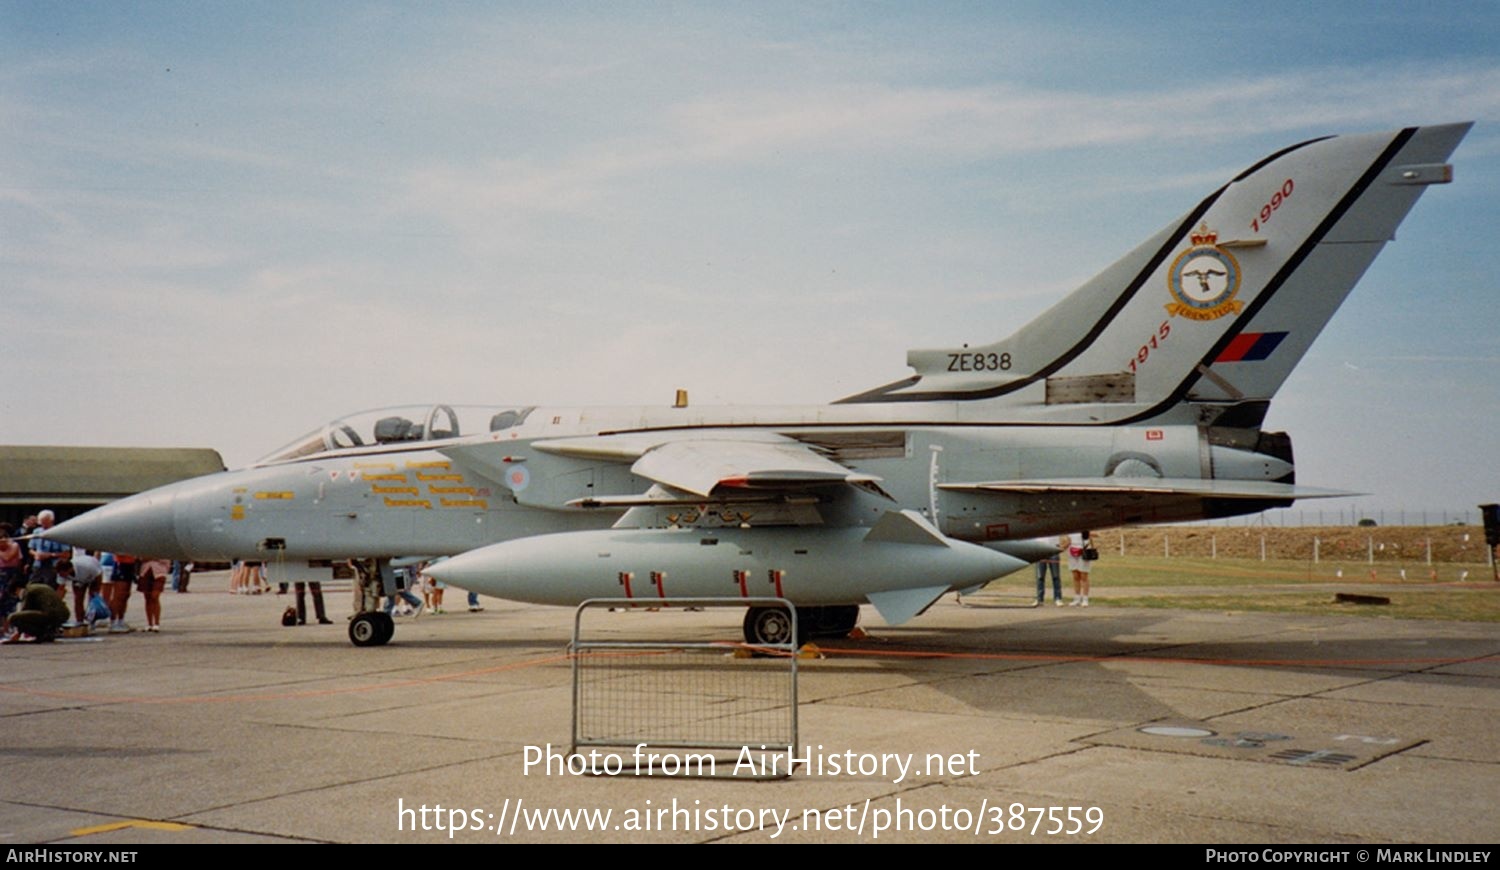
[428,485,476,495]
[383,497,432,509]
[254,491,294,500]
[371,485,419,496]
[361,473,408,482]
[416,472,463,482]
[354,461,397,470]
[440,498,488,509]
[406,460,452,470]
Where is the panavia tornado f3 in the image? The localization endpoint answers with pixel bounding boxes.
[49,123,1471,647]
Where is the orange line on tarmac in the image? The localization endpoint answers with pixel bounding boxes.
[0,652,574,706]
[72,820,194,835]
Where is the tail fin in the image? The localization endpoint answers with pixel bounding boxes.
[840,123,1470,423]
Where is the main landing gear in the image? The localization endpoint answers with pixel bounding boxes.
[742,604,860,646]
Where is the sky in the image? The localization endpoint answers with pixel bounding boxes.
[3,1,1497,518]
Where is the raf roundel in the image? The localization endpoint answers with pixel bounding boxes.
[1166,223,1243,321]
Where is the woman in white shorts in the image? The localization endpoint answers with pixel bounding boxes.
[1067,531,1093,606]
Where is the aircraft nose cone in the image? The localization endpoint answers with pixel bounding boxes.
[47,487,182,558]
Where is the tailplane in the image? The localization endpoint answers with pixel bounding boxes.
[841,123,1470,424]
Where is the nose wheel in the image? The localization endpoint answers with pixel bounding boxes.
[349,611,394,646]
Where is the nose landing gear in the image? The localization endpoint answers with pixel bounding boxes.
[348,558,397,646]
[349,611,394,647]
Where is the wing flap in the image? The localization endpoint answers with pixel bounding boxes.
[939,478,1357,499]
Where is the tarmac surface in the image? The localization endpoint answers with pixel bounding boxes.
[3,574,1498,844]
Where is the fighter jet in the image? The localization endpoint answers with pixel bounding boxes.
[48,123,1470,647]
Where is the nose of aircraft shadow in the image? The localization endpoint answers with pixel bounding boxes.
[46,487,182,558]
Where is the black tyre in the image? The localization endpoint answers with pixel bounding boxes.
[349,612,390,647]
[803,604,860,638]
[743,606,798,646]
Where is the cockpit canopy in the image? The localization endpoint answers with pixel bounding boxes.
[256,405,534,465]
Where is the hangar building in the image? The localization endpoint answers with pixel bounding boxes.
[0,446,225,529]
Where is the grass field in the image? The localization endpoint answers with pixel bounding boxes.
[982,544,1500,623]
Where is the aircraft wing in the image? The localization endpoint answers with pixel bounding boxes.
[939,479,1357,499]
[624,437,880,498]
[441,430,884,501]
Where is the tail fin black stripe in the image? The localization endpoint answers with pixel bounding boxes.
[836,192,1221,404]
[1229,135,1334,183]
[1113,126,1419,425]
[839,136,1334,405]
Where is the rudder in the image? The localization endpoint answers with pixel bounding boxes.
[840,124,1470,422]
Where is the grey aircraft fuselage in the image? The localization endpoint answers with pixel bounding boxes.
[95,406,1275,563]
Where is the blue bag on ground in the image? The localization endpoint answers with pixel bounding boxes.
[87,593,111,623]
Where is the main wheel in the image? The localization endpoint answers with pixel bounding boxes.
[803,604,860,639]
[349,612,391,647]
[743,606,797,647]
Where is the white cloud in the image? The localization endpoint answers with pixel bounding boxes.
[395,62,1500,238]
